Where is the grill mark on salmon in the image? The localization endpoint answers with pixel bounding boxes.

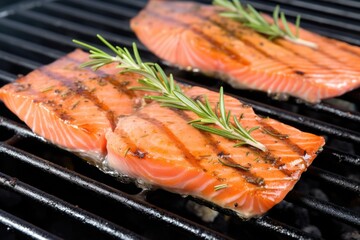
[18,82,76,123]
[202,7,360,76]
[174,109,265,186]
[201,15,304,74]
[39,67,117,130]
[145,9,250,66]
[260,123,306,156]
[273,41,334,72]
[103,75,137,99]
[273,39,359,76]
[260,122,309,169]
[137,111,203,169]
[174,99,293,178]
[258,16,360,71]
[234,37,299,74]
[324,38,360,58]
[337,47,360,58]
[251,148,293,177]
[116,125,146,159]
[64,56,137,99]
[205,14,358,79]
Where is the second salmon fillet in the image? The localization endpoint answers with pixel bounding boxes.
[131,1,360,103]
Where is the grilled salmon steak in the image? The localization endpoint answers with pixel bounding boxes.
[0,50,325,218]
[0,49,148,162]
[106,87,325,218]
[131,0,360,103]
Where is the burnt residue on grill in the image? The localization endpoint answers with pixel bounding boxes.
[0,0,359,240]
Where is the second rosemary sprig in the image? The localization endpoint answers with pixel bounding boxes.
[73,35,266,152]
[213,0,317,48]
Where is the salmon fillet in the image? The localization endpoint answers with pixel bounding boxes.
[130,1,360,103]
[106,87,325,218]
[0,49,325,218]
[0,49,148,162]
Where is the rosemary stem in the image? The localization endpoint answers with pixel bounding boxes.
[243,138,266,152]
[284,36,318,49]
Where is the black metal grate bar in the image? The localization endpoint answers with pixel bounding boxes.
[0,209,62,240]
[287,192,360,228]
[16,10,145,50]
[0,0,55,18]
[324,147,360,166]
[71,0,140,18]
[42,2,130,31]
[0,50,41,70]
[0,117,43,141]
[111,0,148,8]
[318,0,360,8]
[251,217,318,240]
[303,102,360,124]
[307,166,360,194]
[0,170,144,240]
[0,70,16,83]
[0,18,79,49]
[0,143,231,240]
[0,32,64,59]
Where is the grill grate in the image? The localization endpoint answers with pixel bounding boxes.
[0,0,359,239]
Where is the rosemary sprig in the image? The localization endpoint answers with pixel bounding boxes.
[73,35,266,152]
[212,0,317,48]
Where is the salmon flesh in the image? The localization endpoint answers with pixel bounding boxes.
[0,50,325,218]
[0,49,148,162]
[131,1,360,103]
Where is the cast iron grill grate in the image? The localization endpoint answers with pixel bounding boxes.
[0,0,359,239]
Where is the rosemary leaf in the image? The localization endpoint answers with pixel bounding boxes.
[214,184,228,191]
[295,15,301,38]
[248,126,260,133]
[191,123,240,140]
[173,91,203,115]
[280,12,295,39]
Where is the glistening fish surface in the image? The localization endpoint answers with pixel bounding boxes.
[131,0,360,103]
